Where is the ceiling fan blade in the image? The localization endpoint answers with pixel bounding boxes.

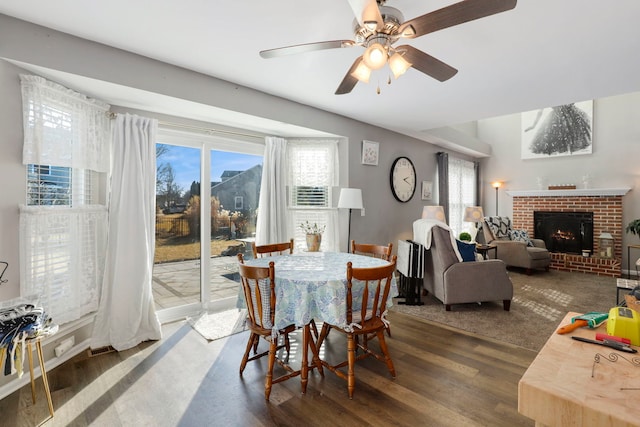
[260,40,356,59]
[398,45,458,82]
[399,0,517,38]
[335,56,364,95]
[347,0,384,30]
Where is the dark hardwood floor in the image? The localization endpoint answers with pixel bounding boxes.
[1,311,536,426]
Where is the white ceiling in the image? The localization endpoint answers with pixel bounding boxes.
[1,0,640,142]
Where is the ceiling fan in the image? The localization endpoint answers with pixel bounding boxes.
[260,0,517,94]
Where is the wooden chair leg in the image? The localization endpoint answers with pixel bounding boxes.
[317,323,331,349]
[503,300,511,311]
[240,333,258,374]
[301,325,310,394]
[376,330,396,378]
[309,319,319,340]
[347,334,356,399]
[265,340,277,401]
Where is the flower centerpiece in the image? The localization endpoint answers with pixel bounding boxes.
[300,221,325,252]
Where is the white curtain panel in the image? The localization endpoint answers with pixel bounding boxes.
[255,136,290,245]
[91,113,162,351]
[20,74,111,172]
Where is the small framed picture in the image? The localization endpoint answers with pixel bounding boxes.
[421,181,433,201]
[361,140,379,166]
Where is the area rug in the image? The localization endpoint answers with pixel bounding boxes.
[187,309,248,341]
[390,269,618,352]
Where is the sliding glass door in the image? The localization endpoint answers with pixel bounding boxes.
[152,129,263,322]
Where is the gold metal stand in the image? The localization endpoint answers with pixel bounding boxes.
[26,338,54,417]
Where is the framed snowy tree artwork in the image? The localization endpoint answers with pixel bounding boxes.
[521,100,593,159]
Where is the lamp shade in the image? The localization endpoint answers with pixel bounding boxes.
[362,43,387,70]
[338,188,363,209]
[389,52,412,78]
[421,206,445,222]
[464,206,484,223]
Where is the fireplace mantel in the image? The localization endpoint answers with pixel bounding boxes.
[506,187,631,197]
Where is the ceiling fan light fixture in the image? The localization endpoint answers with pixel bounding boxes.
[362,43,387,70]
[389,52,412,78]
[351,61,372,83]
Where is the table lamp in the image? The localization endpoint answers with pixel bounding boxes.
[338,188,363,252]
[421,205,446,222]
[463,206,484,242]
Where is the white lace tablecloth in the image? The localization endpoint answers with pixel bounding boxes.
[241,252,397,332]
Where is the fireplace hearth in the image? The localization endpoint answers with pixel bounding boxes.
[534,211,594,255]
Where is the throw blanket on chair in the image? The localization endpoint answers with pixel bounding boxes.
[412,219,463,262]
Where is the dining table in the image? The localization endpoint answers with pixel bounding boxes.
[240,251,398,333]
[238,251,398,392]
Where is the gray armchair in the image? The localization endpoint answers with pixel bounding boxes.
[480,216,551,274]
[422,224,513,311]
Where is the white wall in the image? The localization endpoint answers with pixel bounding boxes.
[477,92,640,271]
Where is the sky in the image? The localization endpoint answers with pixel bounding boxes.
[158,144,262,193]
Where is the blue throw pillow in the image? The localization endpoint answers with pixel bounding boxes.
[456,240,477,262]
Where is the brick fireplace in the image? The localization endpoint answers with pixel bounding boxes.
[506,188,630,277]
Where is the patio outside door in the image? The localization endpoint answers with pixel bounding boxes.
[152,130,263,323]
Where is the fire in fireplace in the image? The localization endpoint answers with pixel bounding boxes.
[534,211,594,254]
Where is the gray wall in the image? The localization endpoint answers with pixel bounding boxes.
[0,15,449,301]
[477,92,640,271]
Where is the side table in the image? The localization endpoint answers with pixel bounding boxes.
[26,336,55,417]
[476,244,497,260]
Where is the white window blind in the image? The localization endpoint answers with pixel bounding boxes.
[448,157,476,236]
[19,75,110,325]
[27,165,98,206]
[287,140,339,251]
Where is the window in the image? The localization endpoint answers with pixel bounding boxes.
[234,196,244,210]
[448,156,477,236]
[19,75,110,325]
[27,165,98,206]
[287,140,338,251]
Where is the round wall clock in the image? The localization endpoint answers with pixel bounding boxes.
[390,156,417,203]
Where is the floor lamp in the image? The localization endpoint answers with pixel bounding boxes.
[492,182,502,215]
[338,188,363,252]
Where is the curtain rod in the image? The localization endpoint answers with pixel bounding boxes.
[107,112,264,140]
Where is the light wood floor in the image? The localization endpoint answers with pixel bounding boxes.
[1,311,537,427]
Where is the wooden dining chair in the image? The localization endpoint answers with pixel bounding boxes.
[351,240,393,261]
[236,253,299,400]
[252,238,294,258]
[316,255,398,399]
[251,239,321,339]
[351,240,394,336]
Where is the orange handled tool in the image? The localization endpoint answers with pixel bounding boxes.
[556,311,608,335]
[557,319,590,334]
